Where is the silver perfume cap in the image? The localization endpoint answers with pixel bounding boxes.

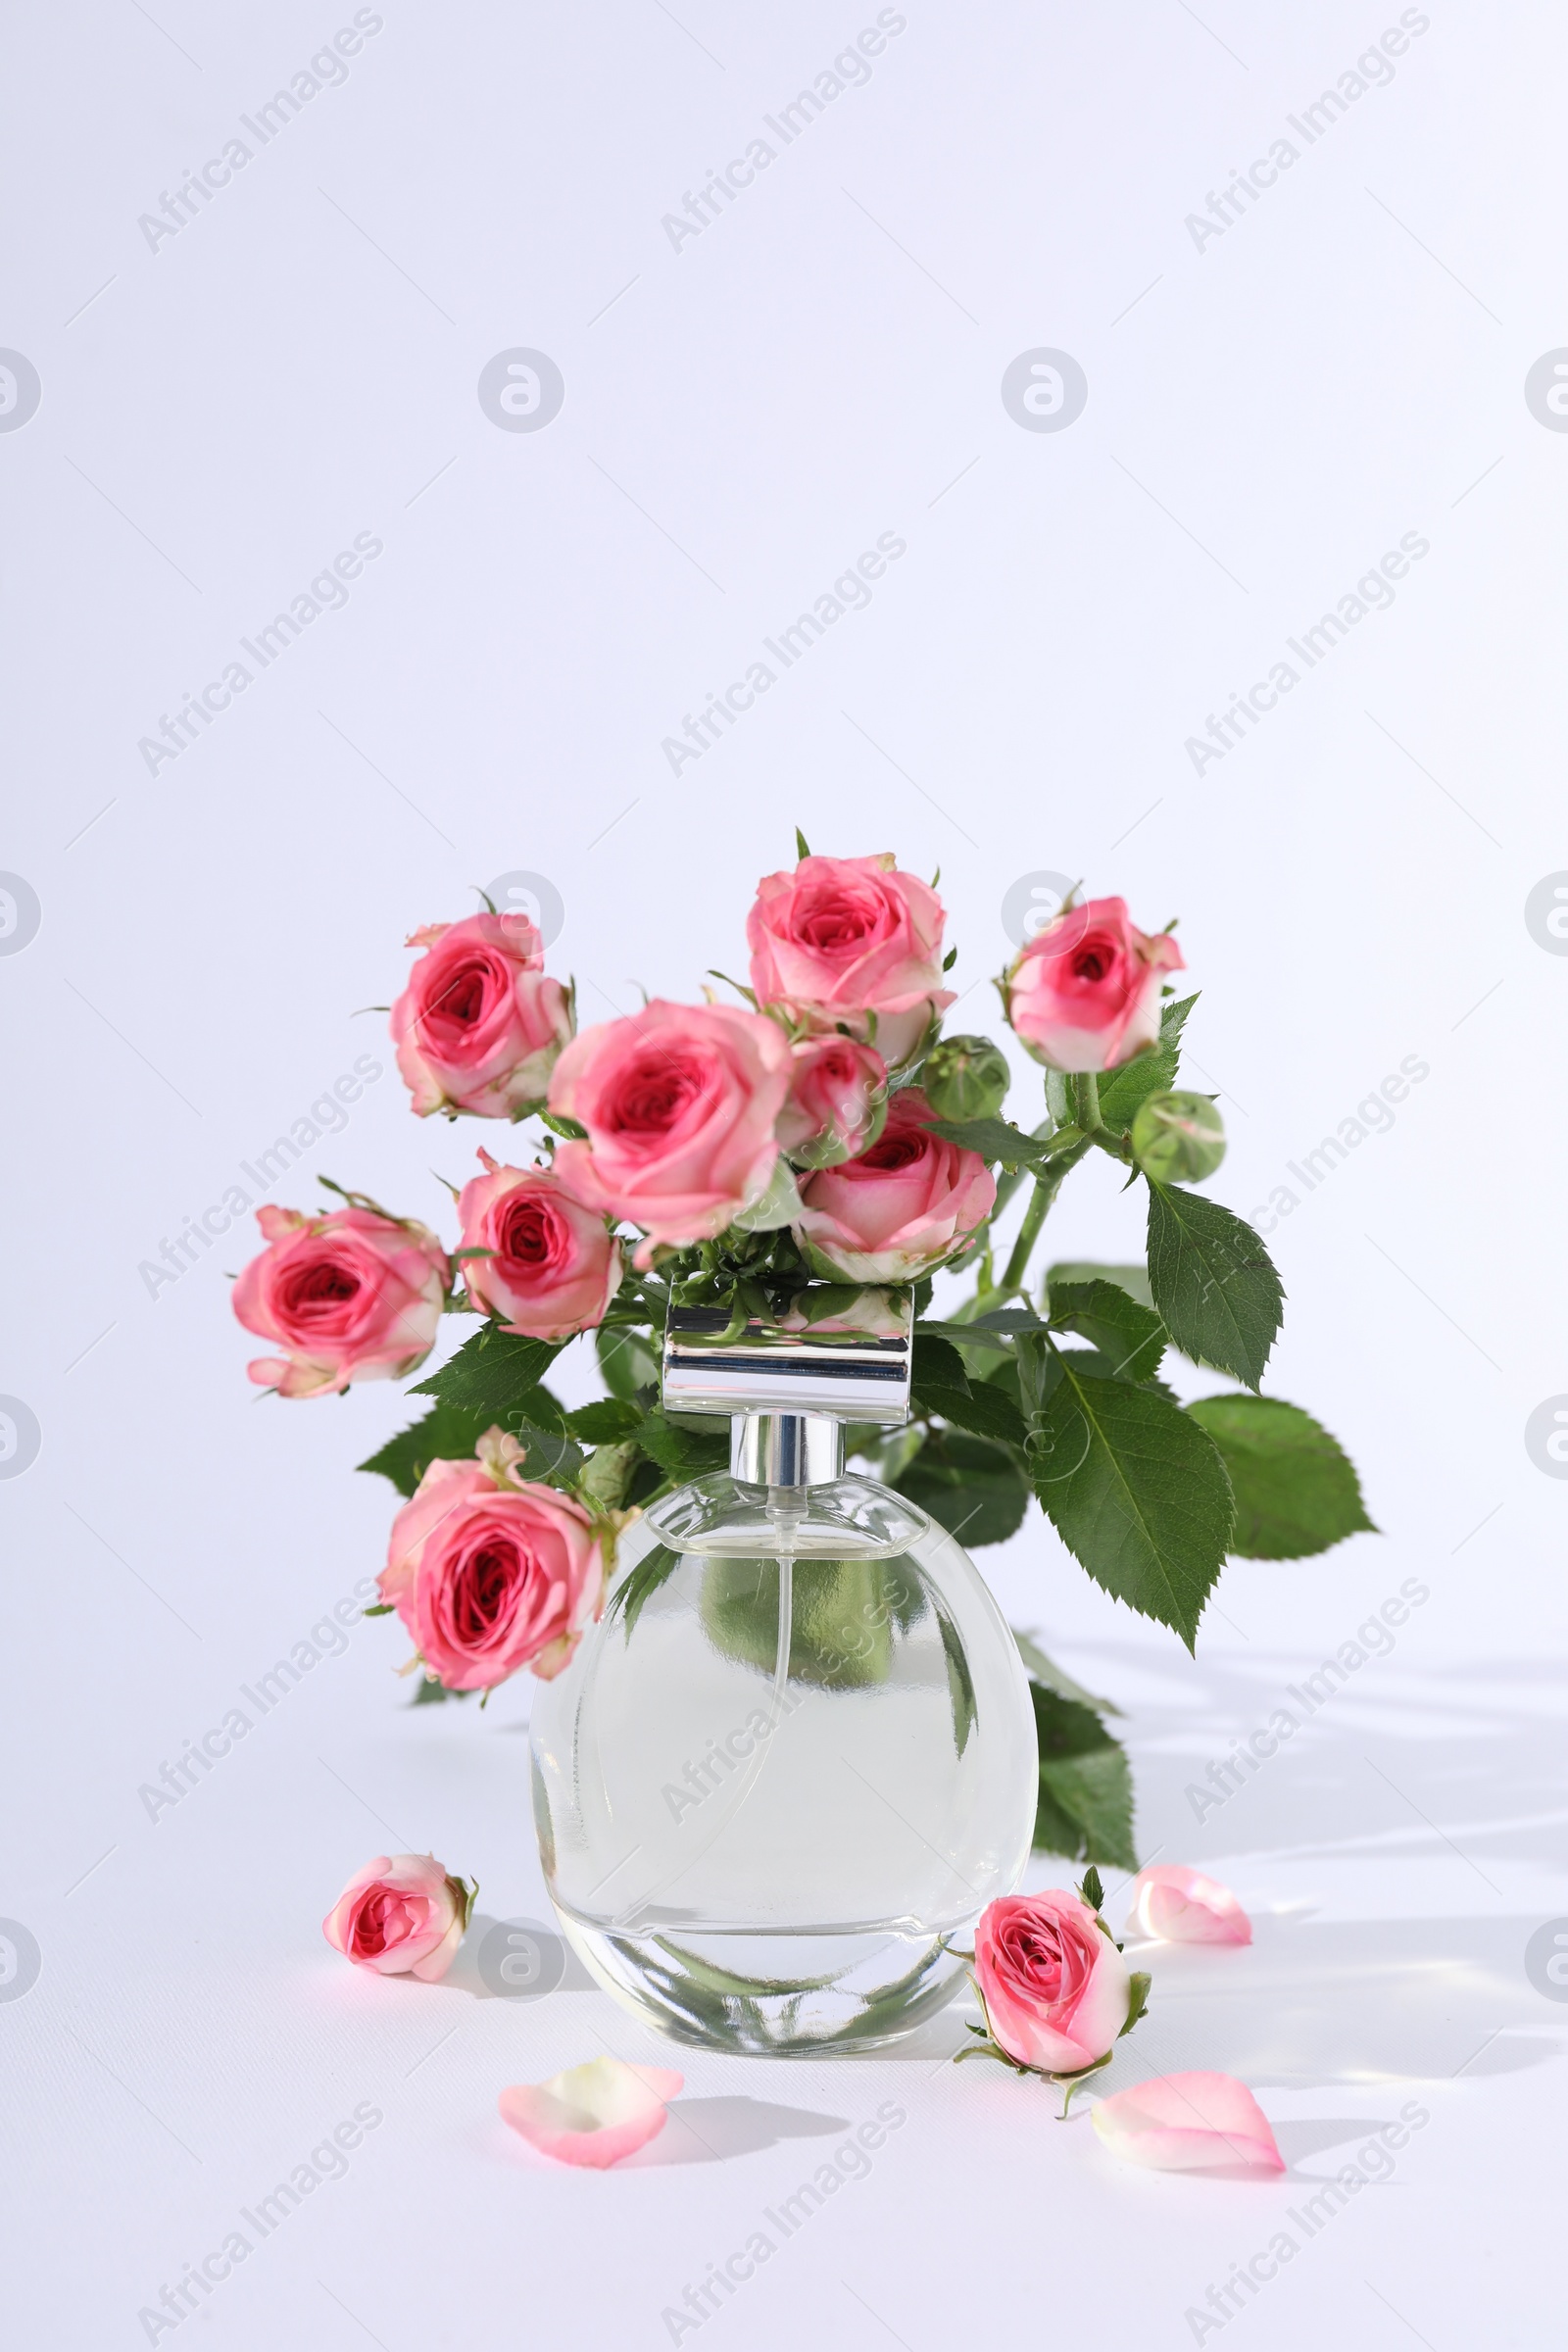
[661,1296,913,1424]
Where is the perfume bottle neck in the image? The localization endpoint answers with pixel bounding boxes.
[730,1412,844,1490]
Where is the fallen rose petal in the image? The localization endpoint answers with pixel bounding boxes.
[1128,1865,1252,1946]
[499,2058,684,2169]
[1093,2072,1284,2174]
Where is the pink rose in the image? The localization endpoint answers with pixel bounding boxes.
[1004,897,1185,1075]
[747,852,956,1068]
[974,1890,1134,2075]
[456,1151,621,1341]
[776,1035,889,1168]
[793,1086,995,1282]
[392,912,574,1118]
[322,1852,474,1983]
[380,1433,604,1690]
[233,1203,450,1398]
[1128,1865,1251,1946]
[548,999,790,1261]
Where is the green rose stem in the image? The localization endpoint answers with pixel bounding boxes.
[1000,1136,1092,1295]
[1070,1072,1102,1133]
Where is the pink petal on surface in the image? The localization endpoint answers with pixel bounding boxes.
[499,2059,684,2169]
[1127,1865,1251,1946]
[1093,2072,1284,2174]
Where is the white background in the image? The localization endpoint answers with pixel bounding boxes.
[2,2,1564,2345]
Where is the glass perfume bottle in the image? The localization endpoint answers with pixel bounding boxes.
[530,1300,1038,2054]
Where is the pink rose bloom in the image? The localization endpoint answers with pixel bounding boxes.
[456,1151,621,1341]
[500,2059,683,2169]
[747,852,956,1068]
[380,1432,604,1689]
[793,1087,995,1282]
[322,1852,474,1983]
[233,1204,450,1398]
[392,911,574,1118]
[1005,897,1185,1074]
[548,999,790,1262]
[1093,2072,1284,2174]
[777,1034,889,1168]
[1128,1865,1251,1946]
[974,1890,1133,2075]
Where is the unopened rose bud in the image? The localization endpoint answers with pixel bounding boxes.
[1131,1091,1225,1182]
[921,1034,1010,1121]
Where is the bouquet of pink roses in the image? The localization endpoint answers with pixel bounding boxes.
[235,844,1371,1865]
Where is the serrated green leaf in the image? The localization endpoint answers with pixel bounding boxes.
[1028,1357,1233,1647]
[1146,1180,1284,1391]
[915,1376,1027,1446]
[1046,1261,1153,1310]
[606,1544,682,1641]
[635,1409,730,1479]
[356,1400,500,1496]
[1186,1394,1376,1558]
[1029,1684,1137,1870]
[1096,993,1199,1133]
[1047,1278,1166,1383]
[912,1331,970,1393]
[410,1324,563,1415]
[565,1397,646,1444]
[923,1116,1056,1168]
[894,1431,1030,1548]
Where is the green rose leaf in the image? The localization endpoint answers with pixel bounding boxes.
[565,1397,646,1444]
[595,1322,661,1401]
[922,1116,1057,1169]
[1045,1261,1153,1310]
[1096,993,1199,1133]
[1047,1278,1166,1384]
[894,1431,1031,1548]
[1029,1684,1138,1871]
[634,1409,730,1480]
[1013,1628,1120,1714]
[1028,1357,1234,1648]
[1185,1394,1376,1558]
[1145,1179,1284,1392]
[410,1324,564,1416]
[912,1332,1027,1445]
[357,1400,501,1496]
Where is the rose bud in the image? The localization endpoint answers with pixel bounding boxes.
[921,1033,1010,1122]
[392,911,574,1119]
[1004,897,1185,1074]
[456,1152,621,1341]
[793,1087,994,1283]
[747,851,956,1070]
[322,1853,476,1983]
[1126,1864,1250,1945]
[547,1000,790,1264]
[776,1035,889,1168]
[233,1204,450,1397]
[1129,1090,1225,1182]
[973,1890,1135,2077]
[380,1430,605,1690]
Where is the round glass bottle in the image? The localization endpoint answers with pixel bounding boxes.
[530,1412,1038,2055]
